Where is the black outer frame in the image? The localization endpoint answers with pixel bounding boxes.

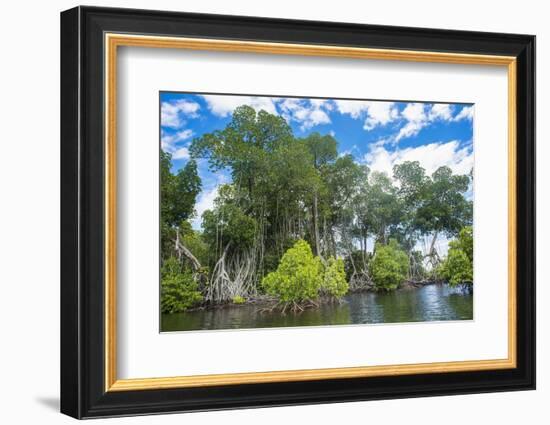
[60,5,536,419]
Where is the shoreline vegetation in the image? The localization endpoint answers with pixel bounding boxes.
[160,105,473,317]
[170,281,473,315]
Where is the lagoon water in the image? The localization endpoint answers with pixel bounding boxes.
[161,284,473,332]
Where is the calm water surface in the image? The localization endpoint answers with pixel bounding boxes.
[161,284,473,332]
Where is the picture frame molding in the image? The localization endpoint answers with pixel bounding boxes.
[61,5,535,419]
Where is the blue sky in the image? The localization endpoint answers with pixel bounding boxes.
[160,92,474,236]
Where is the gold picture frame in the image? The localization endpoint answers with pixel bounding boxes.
[104,33,517,392]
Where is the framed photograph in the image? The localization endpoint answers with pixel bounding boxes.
[60,6,535,419]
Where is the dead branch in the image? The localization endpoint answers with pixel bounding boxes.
[174,230,202,272]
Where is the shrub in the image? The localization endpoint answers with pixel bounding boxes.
[232,295,246,304]
[261,240,323,303]
[160,257,203,313]
[321,257,349,298]
[202,201,257,252]
[439,249,472,286]
[370,240,408,291]
[439,226,473,286]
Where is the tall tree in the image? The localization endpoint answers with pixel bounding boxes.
[364,171,403,246]
[160,151,202,262]
[190,105,293,207]
[160,151,201,227]
[302,132,338,257]
[326,155,367,257]
[393,161,429,251]
[439,226,473,286]
[415,166,472,262]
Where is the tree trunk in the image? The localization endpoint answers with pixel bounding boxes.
[312,192,321,256]
[429,230,439,257]
[174,230,202,272]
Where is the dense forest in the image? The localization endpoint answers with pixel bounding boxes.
[160,105,473,314]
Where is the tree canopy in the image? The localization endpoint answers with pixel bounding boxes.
[160,105,474,312]
[439,226,473,286]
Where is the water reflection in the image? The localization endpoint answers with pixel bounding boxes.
[161,284,473,332]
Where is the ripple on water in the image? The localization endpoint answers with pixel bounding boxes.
[161,284,473,332]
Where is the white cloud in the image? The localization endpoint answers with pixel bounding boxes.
[394,103,459,142]
[161,99,200,128]
[395,121,424,142]
[279,98,331,130]
[338,150,352,158]
[334,100,462,141]
[191,185,220,229]
[364,140,473,178]
[334,100,399,130]
[310,98,334,111]
[202,95,278,117]
[162,129,193,146]
[363,102,400,130]
[201,95,333,130]
[401,103,426,122]
[334,100,370,119]
[428,103,453,121]
[453,106,474,121]
[394,103,427,141]
[161,129,194,156]
[172,147,190,160]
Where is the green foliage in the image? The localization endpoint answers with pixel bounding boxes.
[321,257,349,298]
[326,155,367,212]
[343,250,371,281]
[370,240,409,291]
[190,106,324,260]
[393,161,429,247]
[160,153,201,227]
[302,132,338,169]
[190,105,294,204]
[352,171,403,247]
[160,221,177,264]
[262,241,349,303]
[262,240,323,303]
[408,250,427,280]
[160,152,202,262]
[440,250,472,286]
[159,105,474,311]
[202,197,257,252]
[393,161,429,204]
[415,166,472,239]
[160,257,203,313]
[452,225,473,261]
[232,295,246,304]
[439,226,473,286]
[179,221,211,267]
